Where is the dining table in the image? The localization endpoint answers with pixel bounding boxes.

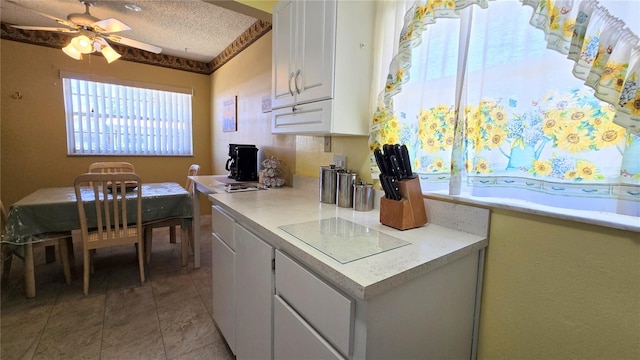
[2,182,193,297]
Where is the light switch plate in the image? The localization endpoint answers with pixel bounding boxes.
[332,155,346,169]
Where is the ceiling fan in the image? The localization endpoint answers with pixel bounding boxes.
[8,0,162,63]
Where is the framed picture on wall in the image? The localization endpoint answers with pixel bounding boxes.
[262,94,272,113]
[222,96,237,132]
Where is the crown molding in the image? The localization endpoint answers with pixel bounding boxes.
[1,20,271,75]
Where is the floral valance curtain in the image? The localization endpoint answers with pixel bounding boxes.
[522,0,640,134]
[368,0,640,216]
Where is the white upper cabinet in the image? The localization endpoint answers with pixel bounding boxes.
[271,0,375,136]
[272,0,335,109]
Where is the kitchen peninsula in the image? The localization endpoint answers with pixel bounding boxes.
[199,175,489,359]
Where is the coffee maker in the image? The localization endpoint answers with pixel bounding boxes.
[225,144,259,181]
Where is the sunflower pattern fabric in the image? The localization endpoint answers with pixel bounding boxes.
[463,89,633,182]
[522,0,640,135]
[368,0,639,214]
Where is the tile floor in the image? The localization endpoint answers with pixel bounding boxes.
[0,215,235,360]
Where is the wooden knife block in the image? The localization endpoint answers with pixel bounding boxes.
[379,177,427,230]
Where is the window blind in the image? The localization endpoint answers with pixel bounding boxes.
[62,76,193,156]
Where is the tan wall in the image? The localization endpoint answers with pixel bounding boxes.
[478,209,640,359]
[236,0,277,13]
[295,135,372,183]
[210,32,296,182]
[0,40,212,209]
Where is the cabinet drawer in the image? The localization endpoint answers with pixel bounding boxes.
[272,99,332,135]
[274,295,345,360]
[211,205,235,249]
[275,250,353,357]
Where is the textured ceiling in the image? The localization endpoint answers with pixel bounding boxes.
[0,0,270,63]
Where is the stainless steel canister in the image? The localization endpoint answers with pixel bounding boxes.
[354,183,374,211]
[319,166,339,203]
[336,171,357,208]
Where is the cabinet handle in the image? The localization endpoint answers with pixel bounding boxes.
[295,69,301,94]
[288,72,295,96]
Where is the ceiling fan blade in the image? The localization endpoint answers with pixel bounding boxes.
[106,34,162,54]
[6,0,78,29]
[10,25,79,33]
[91,18,131,34]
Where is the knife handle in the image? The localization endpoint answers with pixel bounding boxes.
[393,144,402,159]
[400,144,414,178]
[389,155,403,180]
[382,154,393,177]
[393,144,404,176]
[379,174,391,199]
[374,148,387,175]
[382,144,392,156]
[388,175,402,200]
[380,174,401,200]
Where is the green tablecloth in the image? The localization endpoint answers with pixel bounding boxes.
[3,182,193,245]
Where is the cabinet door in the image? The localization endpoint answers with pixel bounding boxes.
[212,233,236,354]
[272,0,297,109]
[272,0,336,110]
[235,224,274,359]
[295,0,336,105]
[274,295,345,360]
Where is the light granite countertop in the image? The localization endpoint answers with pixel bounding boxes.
[206,179,488,300]
[425,191,639,232]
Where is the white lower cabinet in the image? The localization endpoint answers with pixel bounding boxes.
[212,205,483,360]
[211,205,275,359]
[274,295,345,360]
[211,206,236,354]
[235,224,274,359]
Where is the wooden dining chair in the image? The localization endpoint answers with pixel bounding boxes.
[74,173,144,295]
[144,164,200,266]
[1,201,72,297]
[88,161,135,174]
[86,162,136,256]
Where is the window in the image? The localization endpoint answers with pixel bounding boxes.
[369,0,639,216]
[62,74,193,156]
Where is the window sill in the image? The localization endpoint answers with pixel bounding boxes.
[424,191,640,233]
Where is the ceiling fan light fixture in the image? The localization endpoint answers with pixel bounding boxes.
[100,44,122,64]
[12,0,159,64]
[71,35,94,54]
[62,43,83,60]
